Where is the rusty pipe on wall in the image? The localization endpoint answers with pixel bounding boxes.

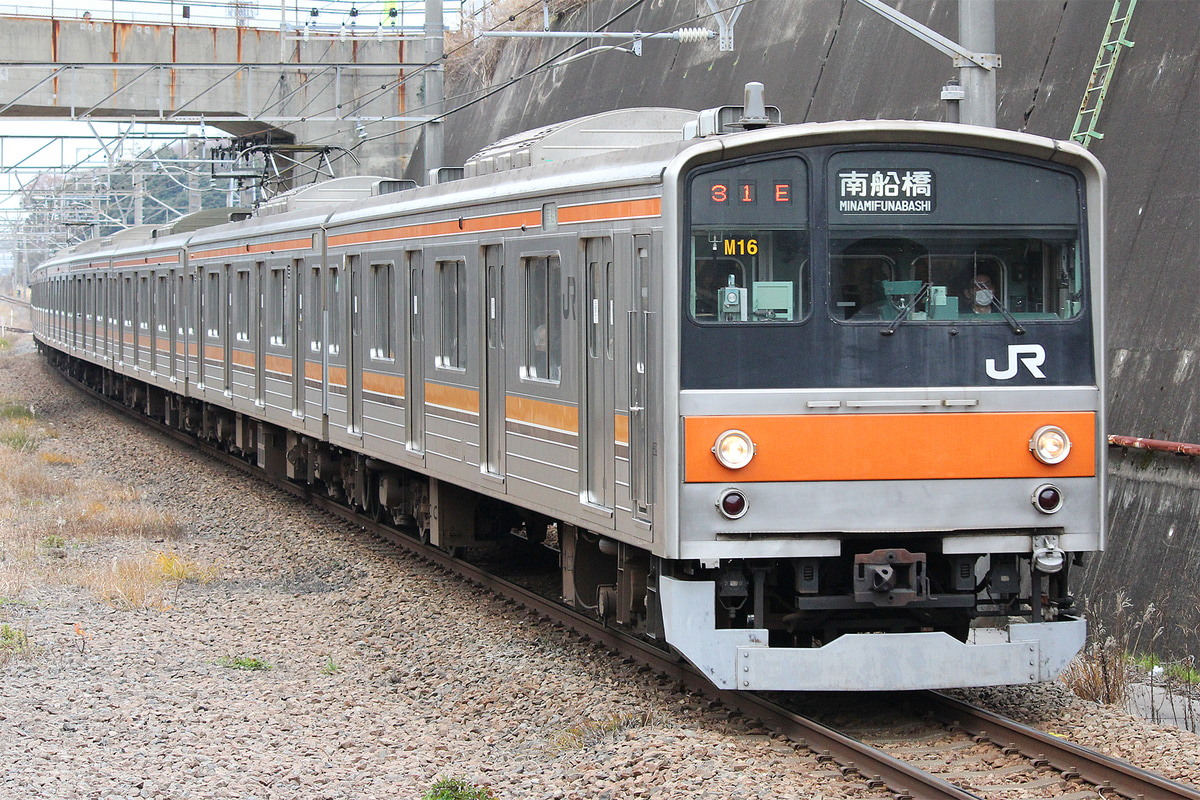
[1107,434,1200,457]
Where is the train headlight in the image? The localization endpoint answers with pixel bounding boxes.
[1030,425,1071,464]
[712,430,755,469]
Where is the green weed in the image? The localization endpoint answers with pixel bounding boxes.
[0,401,33,422]
[422,778,497,800]
[1131,652,1200,685]
[217,655,272,671]
[0,623,31,664]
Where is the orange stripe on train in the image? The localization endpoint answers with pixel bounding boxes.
[684,412,1096,483]
[505,395,578,434]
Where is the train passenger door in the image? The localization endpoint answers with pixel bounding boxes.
[120,273,131,366]
[322,261,342,425]
[348,255,364,436]
[171,271,181,383]
[629,235,654,526]
[223,265,233,395]
[482,244,505,479]
[405,251,425,455]
[582,237,615,515]
[292,258,304,416]
[254,262,266,407]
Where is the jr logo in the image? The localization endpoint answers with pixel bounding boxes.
[986,344,1047,380]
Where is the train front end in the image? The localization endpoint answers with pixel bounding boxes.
[657,121,1104,691]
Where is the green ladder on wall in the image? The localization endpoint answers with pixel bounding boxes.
[1071,0,1138,149]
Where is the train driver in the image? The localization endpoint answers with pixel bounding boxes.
[960,268,1000,315]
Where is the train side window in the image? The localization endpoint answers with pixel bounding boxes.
[370,262,394,361]
[521,254,561,383]
[309,266,323,353]
[436,259,466,370]
[268,267,286,347]
[328,265,342,356]
[205,271,220,338]
[156,275,169,333]
[235,269,251,343]
[123,276,134,329]
[139,275,150,330]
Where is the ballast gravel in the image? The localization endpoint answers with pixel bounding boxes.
[1,343,1197,800]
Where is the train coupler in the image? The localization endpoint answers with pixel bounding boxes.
[852,548,928,606]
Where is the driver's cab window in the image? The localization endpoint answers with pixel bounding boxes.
[687,156,811,324]
[688,230,809,323]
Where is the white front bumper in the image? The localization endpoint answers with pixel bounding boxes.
[660,575,1087,691]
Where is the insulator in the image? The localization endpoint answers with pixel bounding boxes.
[675,27,711,43]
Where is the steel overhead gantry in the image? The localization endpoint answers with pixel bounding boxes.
[0,62,431,126]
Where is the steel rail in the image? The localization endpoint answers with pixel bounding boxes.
[923,692,1200,800]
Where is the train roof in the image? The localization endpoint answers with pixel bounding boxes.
[30,86,1104,278]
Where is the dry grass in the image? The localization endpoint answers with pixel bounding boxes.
[76,550,217,611]
[1060,590,1188,708]
[50,497,186,541]
[1060,635,1129,704]
[40,451,82,466]
[550,709,657,751]
[0,448,77,501]
[0,411,210,613]
[0,398,57,453]
[446,0,589,86]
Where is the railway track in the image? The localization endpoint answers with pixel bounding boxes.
[54,364,1200,800]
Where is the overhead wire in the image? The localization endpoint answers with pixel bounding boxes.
[340,0,754,155]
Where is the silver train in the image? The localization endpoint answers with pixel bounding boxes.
[32,85,1106,691]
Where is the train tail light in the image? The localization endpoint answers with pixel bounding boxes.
[1032,483,1063,514]
[717,488,748,519]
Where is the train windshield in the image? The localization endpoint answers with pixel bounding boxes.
[831,228,1082,323]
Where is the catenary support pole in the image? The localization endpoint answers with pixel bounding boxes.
[958,0,996,127]
[424,0,444,182]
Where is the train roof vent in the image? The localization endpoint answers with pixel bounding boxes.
[257,175,393,217]
[152,207,251,238]
[463,107,697,177]
[373,179,418,195]
[66,224,156,253]
[429,167,465,184]
[72,237,113,255]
